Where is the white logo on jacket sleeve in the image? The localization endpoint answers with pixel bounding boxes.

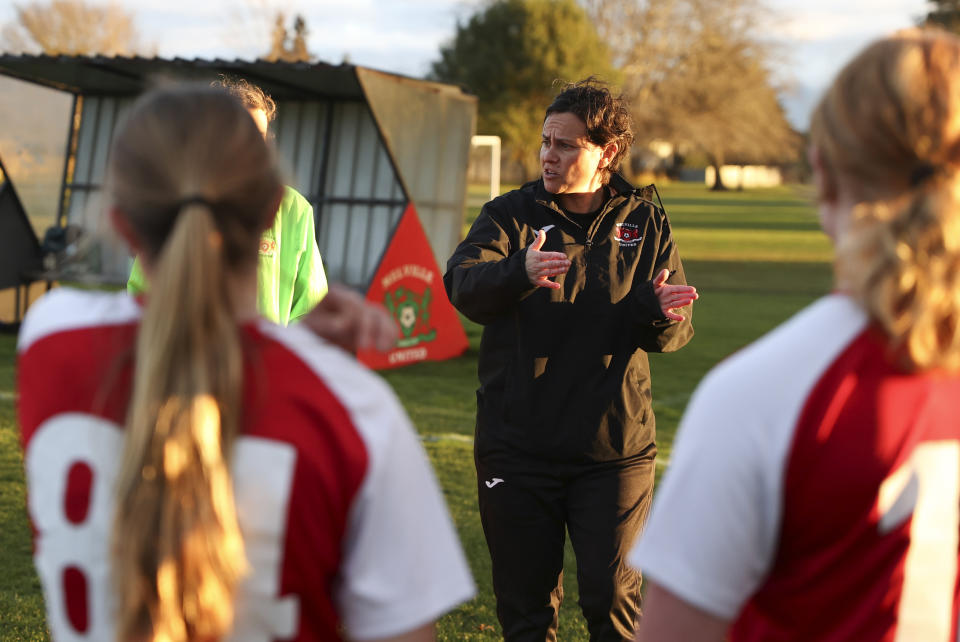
[485,478,505,488]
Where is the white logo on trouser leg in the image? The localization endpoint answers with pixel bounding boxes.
[485,478,504,488]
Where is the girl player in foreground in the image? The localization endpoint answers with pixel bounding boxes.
[632,29,960,641]
[17,84,473,641]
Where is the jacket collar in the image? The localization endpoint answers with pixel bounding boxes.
[608,173,637,196]
[532,172,637,213]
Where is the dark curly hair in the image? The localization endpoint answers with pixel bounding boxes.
[545,78,633,182]
[213,76,277,123]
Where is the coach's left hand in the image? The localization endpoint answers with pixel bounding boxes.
[653,269,698,322]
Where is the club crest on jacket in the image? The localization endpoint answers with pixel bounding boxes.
[614,223,642,246]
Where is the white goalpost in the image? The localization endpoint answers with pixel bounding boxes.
[470,135,501,201]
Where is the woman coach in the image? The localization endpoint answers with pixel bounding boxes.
[445,78,697,641]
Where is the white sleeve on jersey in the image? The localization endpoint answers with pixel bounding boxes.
[18,288,140,353]
[265,323,475,640]
[336,405,475,640]
[629,294,868,619]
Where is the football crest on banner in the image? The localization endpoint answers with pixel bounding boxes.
[358,203,468,369]
[614,223,642,246]
[382,264,437,348]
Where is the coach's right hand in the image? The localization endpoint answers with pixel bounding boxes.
[525,229,570,289]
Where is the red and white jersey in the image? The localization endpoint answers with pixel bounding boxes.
[630,294,960,641]
[17,288,474,642]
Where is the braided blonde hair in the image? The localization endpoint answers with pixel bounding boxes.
[811,28,960,371]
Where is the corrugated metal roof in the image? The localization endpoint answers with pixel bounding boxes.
[0,53,462,101]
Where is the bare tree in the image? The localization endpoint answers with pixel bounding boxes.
[586,0,798,188]
[266,12,288,61]
[1,0,144,56]
[264,11,313,62]
[291,15,309,62]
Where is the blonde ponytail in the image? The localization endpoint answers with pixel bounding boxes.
[114,203,246,641]
[836,174,960,370]
[105,85,281,641]
[811,29,960,371]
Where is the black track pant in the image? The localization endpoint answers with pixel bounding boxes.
[475,448,655,642]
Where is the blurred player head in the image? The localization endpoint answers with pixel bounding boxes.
[810,28,960,372]
[214,76,277,139]
[105,83,282,641]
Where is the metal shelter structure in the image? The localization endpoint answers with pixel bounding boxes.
[0,54,475,366]
[0,154,43,323]
[0,54,476,289]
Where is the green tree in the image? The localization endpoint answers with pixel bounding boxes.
[0,0,145,55]
[923,0,960,32]
[431,0,616,179]
[586,0,798,189]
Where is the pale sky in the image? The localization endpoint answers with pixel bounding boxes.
[0,0,931,129]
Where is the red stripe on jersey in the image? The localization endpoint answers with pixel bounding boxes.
[240,326,370,640]
[18,320,370,641]
[18,322,138,444]
[732,327,960,641]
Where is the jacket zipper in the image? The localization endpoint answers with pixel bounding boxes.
[537,193,624,252]
[585,199,619,251]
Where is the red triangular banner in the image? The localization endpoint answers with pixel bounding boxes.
[357,203,468,369]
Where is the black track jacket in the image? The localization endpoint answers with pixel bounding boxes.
[444,175,694,463]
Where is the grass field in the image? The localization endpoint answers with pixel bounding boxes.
[0,182,833,641]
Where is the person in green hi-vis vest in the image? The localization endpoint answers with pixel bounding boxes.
[127,77,327,325]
